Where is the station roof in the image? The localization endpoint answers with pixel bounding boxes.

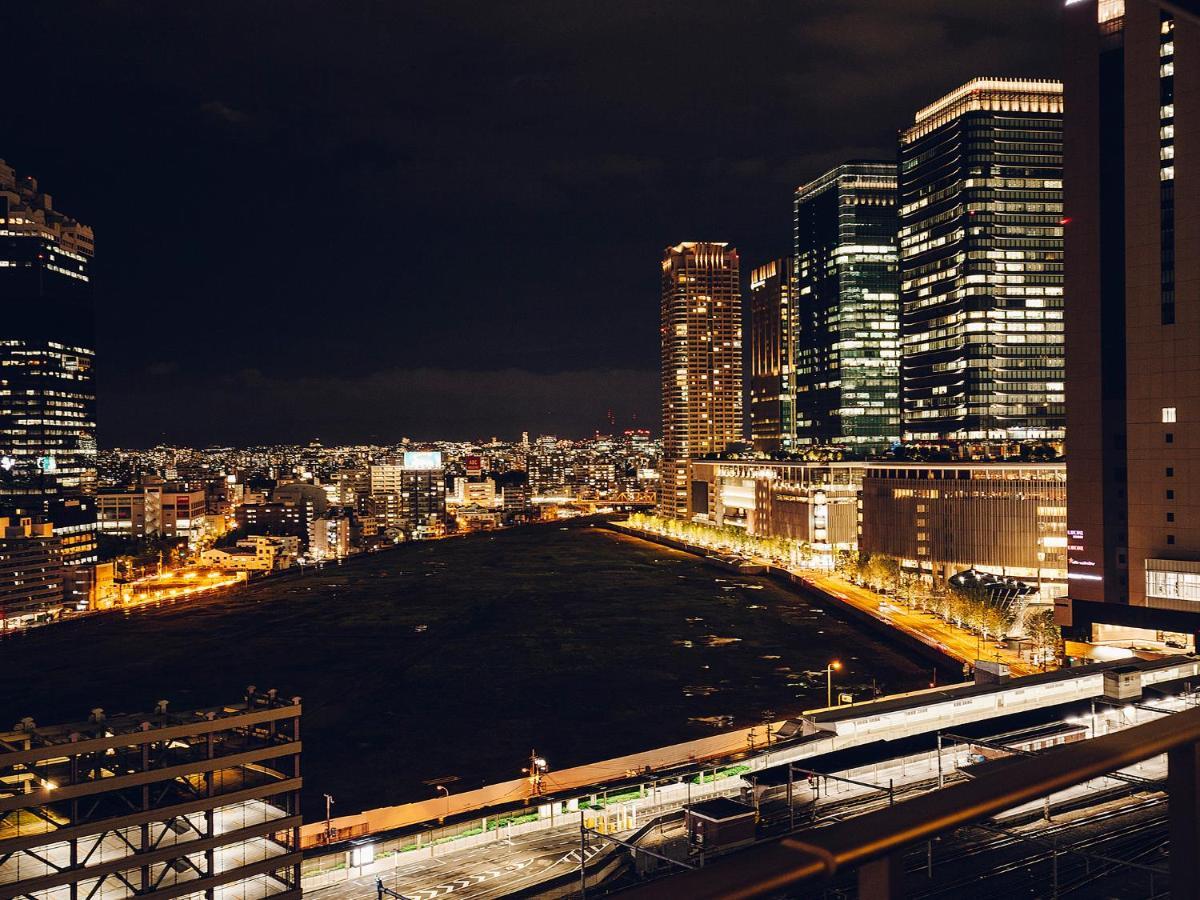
[807,656,1195,725]
[685,797,755,821]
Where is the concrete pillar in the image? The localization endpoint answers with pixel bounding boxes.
[1169,741,1200,899]
[858,853,903,899]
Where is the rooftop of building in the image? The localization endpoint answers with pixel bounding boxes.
[684,797,756,821]
[903,76,1063,143]
[807,655,1193,725]
[795,160,898,202]
[0,159,94,257]
[1,690,299,757]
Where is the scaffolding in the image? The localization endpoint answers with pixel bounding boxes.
[0,687,302,899]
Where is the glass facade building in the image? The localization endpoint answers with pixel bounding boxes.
[793,162,901,451]
[748,257,795,453]
[0,160,96,502]
[898,79,1065,448]
[659,242,742,518]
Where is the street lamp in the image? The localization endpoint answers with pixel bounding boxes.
[323,793,335,842]
[826,660,842,708]
[523,750,549,795]
[436,785,450,823]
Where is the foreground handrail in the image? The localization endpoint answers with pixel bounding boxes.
[621,703,1200,898]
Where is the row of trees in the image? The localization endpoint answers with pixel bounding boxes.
[629,517,1064,666]
[625,513,815,568]
[834,549,1062,664]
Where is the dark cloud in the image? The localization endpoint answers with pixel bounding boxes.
[101,367,658,446]
[4,1,1061,445]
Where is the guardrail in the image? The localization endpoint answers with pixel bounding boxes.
[619,703,1200,898]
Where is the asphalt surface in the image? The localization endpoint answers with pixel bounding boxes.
[310,827,610,900]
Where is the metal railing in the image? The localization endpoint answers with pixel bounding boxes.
[619,702,1200,898]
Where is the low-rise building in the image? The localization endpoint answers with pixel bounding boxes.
[309,516,350,560]
[859,462,1067,601]
[454,504,503,532]
[686,460,863,554]
[235,501,312,546]
[96,483,207,544]
[0,517,64,629]
[201,535,298,572]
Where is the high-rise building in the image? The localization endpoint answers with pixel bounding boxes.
[793,162,901,450]
[368,451,447,539]
[0,160,96,501]
[1061,0,1200,645]
[748,257,795,453]
[659,242,743,518]
[898,79,1065,450]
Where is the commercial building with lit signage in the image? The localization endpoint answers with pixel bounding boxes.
[748,257,795,453]
[0,691,302,899]
[686,460,863,557]
[794,162,901,450]
[898,79,1065,450]
[1061,0,1200,647]
[660,242,743,518]
[860,462,1067,601]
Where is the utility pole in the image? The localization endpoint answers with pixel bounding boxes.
[525,750,548,795]
[787,764,794,831]
[323,793,335,842]
[436,785,450,824]
[936,733,944,788]
[579,810,587,899]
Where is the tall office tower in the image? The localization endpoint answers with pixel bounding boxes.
[793,162,901,451]
[0,161,98,608]
[1062,0,1200,645]
[898,79,1065,452]
[0,160,96,501]
[659,242,743,518]
[749,257,795,453]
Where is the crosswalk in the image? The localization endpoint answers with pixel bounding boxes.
[558,844,605,865]
[397,856,535,899]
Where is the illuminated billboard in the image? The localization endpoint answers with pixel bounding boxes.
[403,451,443,470]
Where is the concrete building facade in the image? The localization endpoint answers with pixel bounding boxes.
[860,462,1067,600]
[1062,0,1200,646]
[659,242,743,518]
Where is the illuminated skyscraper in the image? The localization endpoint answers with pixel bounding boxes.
[898,78,1065,450]
[1062,0,1200,644]
[749,257,795,453]
[793,162,901,450]
[0,160,98,608]
[0,160,96,501]
[659,242,742,518]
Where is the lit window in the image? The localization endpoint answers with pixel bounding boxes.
[1163,407,1177,423]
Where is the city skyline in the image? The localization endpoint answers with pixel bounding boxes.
[8,3,1200,898]
[4,2,1060,445]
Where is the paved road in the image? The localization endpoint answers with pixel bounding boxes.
[806,573,1041,677]
[310,826,609,900]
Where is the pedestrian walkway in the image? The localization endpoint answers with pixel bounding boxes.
[803,572,1041,677]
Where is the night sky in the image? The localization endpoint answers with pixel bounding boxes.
[7,2,1060,446]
